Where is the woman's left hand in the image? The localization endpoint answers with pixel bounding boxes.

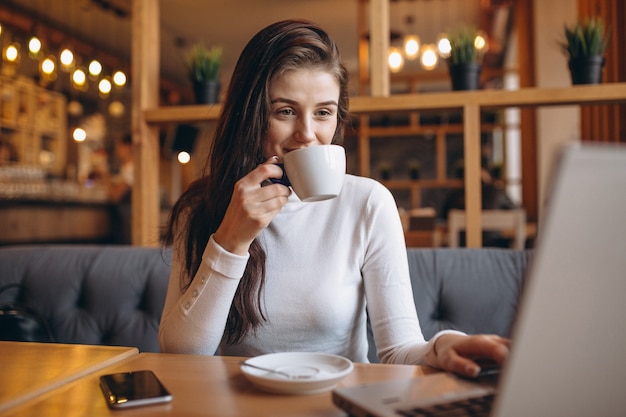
[430,333,510,378]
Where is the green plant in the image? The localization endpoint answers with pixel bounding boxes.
[187,44,223,82]
[560,17,609,58]
[446,26,485,65]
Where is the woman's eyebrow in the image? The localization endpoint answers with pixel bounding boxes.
[270,98,338,107]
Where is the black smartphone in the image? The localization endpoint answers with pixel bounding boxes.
[99,370,172,409]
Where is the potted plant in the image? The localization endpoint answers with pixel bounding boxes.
[560,17,609,85]
[378,161,392,180]
[187,44,223,104]
[407,160,421,180]
[444,26,486,91]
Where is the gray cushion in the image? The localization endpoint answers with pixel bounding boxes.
[1,245,530,360]
[367,248,531,363]
[409,248,530,339]
[0,245,171,352]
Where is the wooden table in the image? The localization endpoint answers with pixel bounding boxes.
[2,350,431,417]
[0,342,137,414]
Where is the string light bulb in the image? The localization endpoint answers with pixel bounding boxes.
[474,31,489,54]
[4,43,19,62]
[403,35,420,60]
[437,34,451,58]
[420,44,439,71]
[41,56,56,75]
[88,60,102,77]
[59,48,74,70]
[98,77,112,95]
[177,151,191,164]
[28,37,42,55]
[72,67,87,88]
[387,46,404,73]
[113,70,126,86]
[73,127,87,142]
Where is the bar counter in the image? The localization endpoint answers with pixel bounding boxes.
[0,185,114,245]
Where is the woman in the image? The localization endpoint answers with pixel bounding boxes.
[159,19,508,378]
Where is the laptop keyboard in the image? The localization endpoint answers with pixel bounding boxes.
[395,393,495,417]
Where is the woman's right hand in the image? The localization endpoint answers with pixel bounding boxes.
[212,157,291,255]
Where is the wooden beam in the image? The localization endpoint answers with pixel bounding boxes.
[131,0,160,246]
[369,0,389,96]
[463,103,482,248]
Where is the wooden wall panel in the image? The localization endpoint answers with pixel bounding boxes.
[515,0,539,223]
[578,0,626,143]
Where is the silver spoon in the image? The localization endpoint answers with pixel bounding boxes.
[240,361,314,380]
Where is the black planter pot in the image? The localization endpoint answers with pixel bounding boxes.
[448,62,482,91]
[409,167,420,180]
[192,80,220,104]
[568,55,605,85]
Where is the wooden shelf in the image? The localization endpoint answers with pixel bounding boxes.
[0,76,67,175]
[144,83,626,124]
[144,104,221,124]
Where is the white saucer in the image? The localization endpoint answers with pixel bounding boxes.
[240,352,354,395]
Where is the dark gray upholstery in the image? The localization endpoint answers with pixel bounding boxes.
[0,245,530,360]
[367,248,531,362]
[409,248,531,339]
[0,245,171,352]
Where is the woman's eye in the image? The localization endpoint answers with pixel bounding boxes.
[316,109,334,117]
[276,108,295,116]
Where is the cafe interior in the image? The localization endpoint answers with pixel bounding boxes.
[0,0,625,416]
[0,0,622,249]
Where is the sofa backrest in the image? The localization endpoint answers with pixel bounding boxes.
[367,248,531,362]
[1,245,531,360]
[0,245,171,352]
[408,248,531,339]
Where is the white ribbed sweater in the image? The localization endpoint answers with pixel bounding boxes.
[159,175,441,364]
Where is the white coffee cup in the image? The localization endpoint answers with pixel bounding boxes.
[282,145,346,202]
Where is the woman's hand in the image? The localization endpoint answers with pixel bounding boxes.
[431,333,510,378]
[213,157,291,256]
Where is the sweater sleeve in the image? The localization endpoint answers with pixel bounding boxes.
[158,235,249,355]
[361,182,446,365]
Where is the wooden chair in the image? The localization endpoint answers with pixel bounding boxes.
[400,208,438,247]
[448,209,527,250]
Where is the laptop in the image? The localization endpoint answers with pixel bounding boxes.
[333,143,626,417]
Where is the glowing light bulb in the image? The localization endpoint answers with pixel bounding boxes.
[474,32,488,53]
[437,35,451,58]
[178,151,191,164]
[89,60,102,77]
[73,128,87,142]
[99,78,112,95]
[4,44,19,62]
[60,48,74,67]
[388,47,404,73]
[403,35,420,60]
[41,57,56,74]
[72,68,87,86]
[420,44,439,71]
[113,70,126,86]
[29,37,42,54]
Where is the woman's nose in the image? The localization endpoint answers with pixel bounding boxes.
[293,117,316,143]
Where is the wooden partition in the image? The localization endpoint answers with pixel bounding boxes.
[133,0,626,247]
[144,84,626,247]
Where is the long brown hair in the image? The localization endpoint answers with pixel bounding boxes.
[164,19,350,344]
